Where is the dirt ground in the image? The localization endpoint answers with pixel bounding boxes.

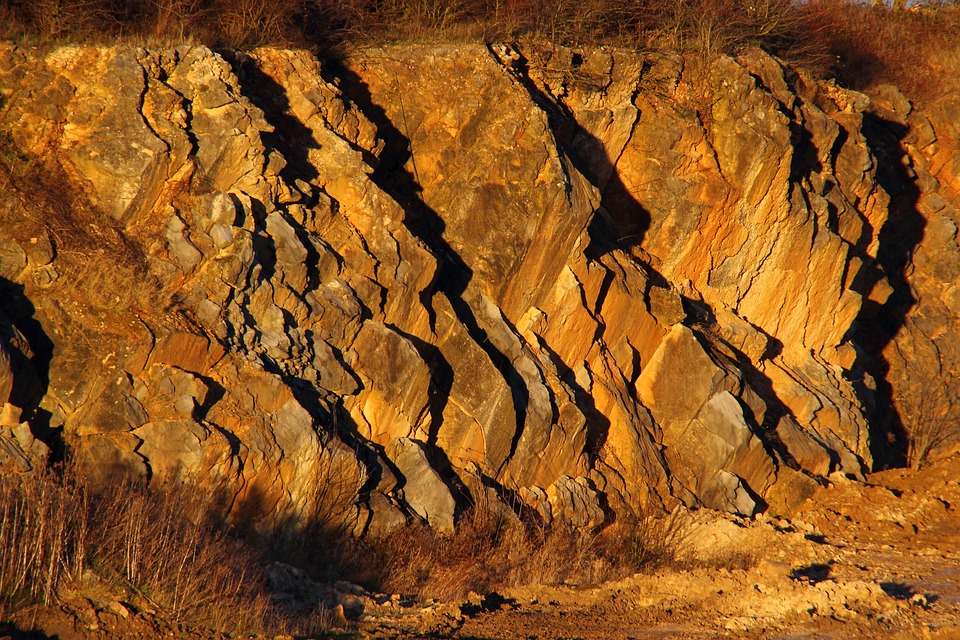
[4,452,960,640]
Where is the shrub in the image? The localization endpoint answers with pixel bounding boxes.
[148,0,216,43]
[0,465,273,632]
[91,480,272,628]
[212,0,310,49]
[636,0,825,60]
[2,0,959,105]
[17,0,110,41]
[805,0,960,101]
[902,382,960,469]
[329,498,688,601]
[0,467,86,610]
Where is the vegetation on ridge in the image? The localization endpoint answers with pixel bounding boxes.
[1,1,959,100]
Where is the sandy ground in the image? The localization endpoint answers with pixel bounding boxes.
[4,453,960,640]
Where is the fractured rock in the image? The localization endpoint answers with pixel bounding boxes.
[546,475,605,529]
[0,41,955,535]
[388,438,456,534]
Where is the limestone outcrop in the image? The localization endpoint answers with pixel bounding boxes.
[0,42,956,531]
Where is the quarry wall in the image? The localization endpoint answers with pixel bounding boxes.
[1,42,957,534]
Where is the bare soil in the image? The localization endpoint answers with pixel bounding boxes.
[5,453,960,640]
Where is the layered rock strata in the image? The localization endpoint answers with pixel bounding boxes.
[0,42,956,532]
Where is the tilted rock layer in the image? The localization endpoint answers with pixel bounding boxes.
[0,42,957,531]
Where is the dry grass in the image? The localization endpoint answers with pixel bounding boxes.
[0,128,159,317]
[633,0,827,63]
[91,481,272,628]
[331,501,688,601]
[0,465,274,632]
[0,456,689,633]
[805,0,960,102]
[0,467,85,610]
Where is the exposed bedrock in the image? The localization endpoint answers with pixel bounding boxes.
[0,42,956,531]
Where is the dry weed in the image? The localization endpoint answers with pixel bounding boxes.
[805,0,960,101]
[902,383,960,469]
[19,0,110,41]
[329,497,689,601]
[0,465,274,633]
[0,469,86,613]
[90,479,269,630]
[149,0,215,43]
[0,129,159,315]
[0,0,955,103]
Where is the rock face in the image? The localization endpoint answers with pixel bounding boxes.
[0,294,50,473]
[0,42,957,531]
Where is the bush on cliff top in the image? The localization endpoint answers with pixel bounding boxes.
[808,0,960,99]
[1,1,959,100]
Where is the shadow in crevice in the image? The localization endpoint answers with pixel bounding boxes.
[688,302,841,483]
[852,113,925,470]
[222,50,337,299]
[223,52,320,188]
[489,45,652,253]
[191,371,227,421]
[328,60,531,474]
[186,58,388,502]
[0,277,58,460]
[223,43,668,491]
[203,54,472,523]
[385,323,452,449]
[534,336,612,459]
[739,347,840,475]
[479,45,669,464]
[190,372,243,463]
[470,468,546,526]
[748,70,824,191]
